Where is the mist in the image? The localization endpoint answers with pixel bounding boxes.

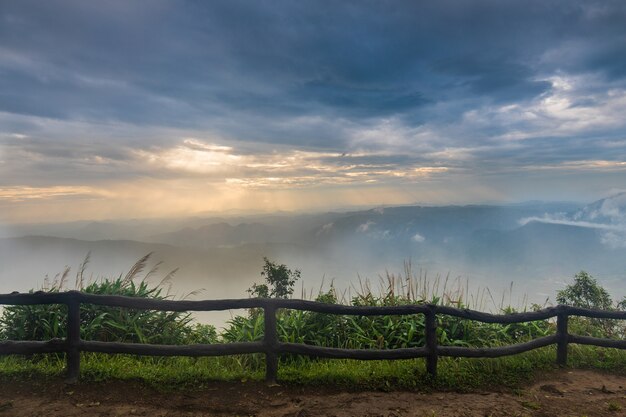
[2,194,626,327]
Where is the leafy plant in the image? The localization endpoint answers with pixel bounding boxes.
[557,271,612,310]
[557,271,622,338]
[247,257,301,299]
[223,262,553,354]
[0,253,216,345]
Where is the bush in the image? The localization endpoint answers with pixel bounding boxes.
[557,271,613,310]
[222,261,552,353]
[556,270,623,338]
[0,253,217,345]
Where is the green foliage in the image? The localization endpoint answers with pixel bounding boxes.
[220,314,266,369]
[5,344,626,391]
[5,257,626,389]
[221,315,264,343]
[556,271,623,338]
[247,257,301,299]
[0,254,217,345]
[225,269,552,353]
[557,271,613,310]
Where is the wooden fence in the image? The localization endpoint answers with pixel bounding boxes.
[2,290,626,383]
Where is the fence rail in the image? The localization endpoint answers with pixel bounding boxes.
[0,290,624,383]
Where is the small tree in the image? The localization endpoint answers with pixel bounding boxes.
[242,258,300,329]
[556,271,612,310]
[557,271,617,337]
[248,257,301,299]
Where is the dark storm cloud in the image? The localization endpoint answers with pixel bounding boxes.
[2,0,624,133]
[588,40,626,80]
[433,57,552,102]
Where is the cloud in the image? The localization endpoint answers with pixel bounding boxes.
[601,232,626,249]
[2,1,626,221]
[519,216,624,231]
[0,186,108,202]
[132,138,451,187]
[357,221,375,233]
[412,233,425,243]
[316,222,334,236]
[578,192,626,223]
[520,193,626,248]
[2,1,626,135]
[433,56,551,102]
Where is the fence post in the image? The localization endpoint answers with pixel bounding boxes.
[556,306,569,367]
[66,296,81,384]
[264,300,278,384]
[425,304,438,379]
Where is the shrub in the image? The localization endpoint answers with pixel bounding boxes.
[0,253,217,345]
[556,270,623,338]
[222,261,552,354]
[557,271,612,310]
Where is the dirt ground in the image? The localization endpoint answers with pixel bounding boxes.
[1,369,625,417]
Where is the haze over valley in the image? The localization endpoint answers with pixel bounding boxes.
[3,193,626,326]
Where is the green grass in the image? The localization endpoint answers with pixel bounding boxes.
[0,354,260,389]
[2,345,626,392]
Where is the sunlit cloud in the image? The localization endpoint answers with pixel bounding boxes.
[133,139,451,188]
[135,139,242,174]
[0,186,108,202]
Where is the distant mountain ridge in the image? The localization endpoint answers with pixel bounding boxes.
[144,202,583,250]
[3,198,626,307]
[573,192,626,225]
[147,222,288,248]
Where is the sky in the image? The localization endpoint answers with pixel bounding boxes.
[1,0,626,223]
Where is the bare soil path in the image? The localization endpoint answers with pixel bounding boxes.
[1,370,625,416]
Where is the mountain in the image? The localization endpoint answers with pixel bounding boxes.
[465,222,608,270]
[3,199,626,311]
[519,193,626,250]
[308,204,574,245]
[573,192,626,225]
[146,202,583,251]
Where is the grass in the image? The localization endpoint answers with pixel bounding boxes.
[0,354,258,389]
[607,401,622,412]
[2,345,626,392]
